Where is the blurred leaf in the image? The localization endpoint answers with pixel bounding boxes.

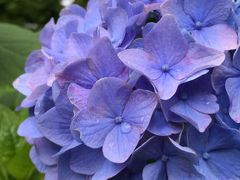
[0,104,42,180]
[0,23,40,85]
[0,86,24,110]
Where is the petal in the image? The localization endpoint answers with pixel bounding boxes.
[92,159,127,180]
[87,77,132,118]
[17,117,43,138]
[87,38,127,79]
[144,15,188,65]
[167,157,203,180]
[75,111,115,148]
[211,54,240,94]
[30,147,48,173]
[183,0,232,25]
[171,43,225,81]
[34,138,60,166]
[170,101,211,132]
[153,73,180,100]
[21,85,49,108]
[142,160,167,180]
[67,83,90,110]
[191,24,238,51]
[187,123,240,153]
[51,20,78,52]
[103,125,140,163]
[187,94,219,114]
[58,60,98,89]
[122,89,158,133]
[161,0,194,29]
[203,150,240,179]
[38,107,73,146]
[118,48,162,80]
[58,152,87,180]
[226,77,240,123]
[64,33,93,62]
[147,110,180,136]
[13,74,32,96]
[104,7,128,47]
[70,145,105,175]
[39,18,55,48]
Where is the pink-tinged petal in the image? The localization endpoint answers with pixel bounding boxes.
[153,73,180,100]
[13,74,32,96]
[170,101,211,132]
[103,125,140,163]
[64,33,93,62]
[118,48,161,80]
[144,15,188,65]
[21,85,49,108]
[171,43,225,81]
[122,89,158,133]
[187,94,219,114]
[225,77,240,123]
[67,83,90,110]
[191,24,238,51]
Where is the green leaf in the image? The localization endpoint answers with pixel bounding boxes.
[0,23,40,85]
[0,86,24,110]
[0,104,42,180]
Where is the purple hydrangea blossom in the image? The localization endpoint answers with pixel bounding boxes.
[118,15,225,100]
[14,0,240,179]
[73,77,158,163]
[161,0,238,51]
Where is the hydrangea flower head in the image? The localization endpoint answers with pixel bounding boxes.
[13,1,240,179]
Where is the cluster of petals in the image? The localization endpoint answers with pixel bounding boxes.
[14,0,240,179]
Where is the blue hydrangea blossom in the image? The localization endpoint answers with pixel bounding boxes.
[14,0,240,179]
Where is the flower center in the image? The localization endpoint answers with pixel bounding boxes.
[161,64,170,72]
[195,21,203,30]
[115,116,123,124]
[202,152,210,160]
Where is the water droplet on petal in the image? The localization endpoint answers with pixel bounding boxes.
[202,152,210,160]
[120,122,132,134]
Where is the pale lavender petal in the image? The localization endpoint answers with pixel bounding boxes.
[191,24,237,51]
[103,125,140,163]
[144,15,188,65]
[171,43,225,81]
[170,101,211,132]
[18,117,43,138]
[122,89,158,133]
